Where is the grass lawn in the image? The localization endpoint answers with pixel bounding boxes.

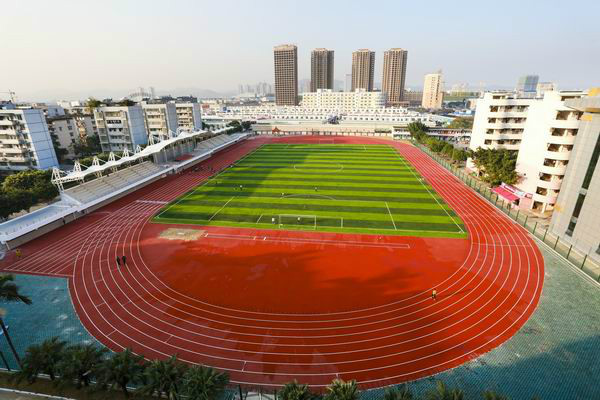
[153,144,466,238]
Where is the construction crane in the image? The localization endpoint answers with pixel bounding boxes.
[0,90,17,103]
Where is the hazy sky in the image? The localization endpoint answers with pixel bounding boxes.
[2,0,599,101]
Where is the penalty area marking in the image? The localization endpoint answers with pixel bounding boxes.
[385,202,397,230]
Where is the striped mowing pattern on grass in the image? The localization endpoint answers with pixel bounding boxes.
[153,144,467,238]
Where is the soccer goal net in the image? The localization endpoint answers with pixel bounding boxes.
[279,214,317,230]
[278,214,344,230]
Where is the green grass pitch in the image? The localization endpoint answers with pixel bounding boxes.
[152,143,467,238]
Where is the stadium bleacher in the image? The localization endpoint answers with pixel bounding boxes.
[63,161,163,204]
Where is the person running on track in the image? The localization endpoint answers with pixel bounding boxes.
[122,255,127,266]
[432,289,437,300]
[116,256,121,268]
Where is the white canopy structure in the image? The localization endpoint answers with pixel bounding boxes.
[51,128,230,191]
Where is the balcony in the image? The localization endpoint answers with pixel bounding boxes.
[540,164,567,175]
[544,150,571,161]
[548,135,576,145]
[532,192,558,204]
[494,143,520,151]
[536,178,563,190]
[552,119,579,129]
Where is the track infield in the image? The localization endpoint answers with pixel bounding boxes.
[153,143,467,238]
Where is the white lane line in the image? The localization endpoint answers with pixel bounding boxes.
[385,201,397,230]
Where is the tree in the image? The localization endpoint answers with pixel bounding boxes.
[425,381,464,400]
[451,149,468,163]
[181,364,229,400]
[72,135,102,157]
[97,348,146,397]
[470,147,518,185]
[447,117,473,130]
[140,356,187,400]
[325,379,360,400]
[57,343,108,389]
[0,274,32,366]
[279,380,313,400]
[383,385,413,400]
[0,189,34,219]
[86,98,103,109]
[1,170,57,204]
[483,391,510,400]
[118,99,136,106]
[16,337,66,383]
[442,143,454,157]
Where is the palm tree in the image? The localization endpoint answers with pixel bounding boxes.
[483,391,510,400]
[0,274,32,366]
[181,364,229,400]
[15,337,66,383]
[140,355,187,400]
[57,343,108,389]
[325,379,360,400]
[97,348,146,398]
[384,385,413,400]
[425,381,465,400]
[279,380,313,400]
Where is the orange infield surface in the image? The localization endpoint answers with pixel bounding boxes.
[0,136,544,389]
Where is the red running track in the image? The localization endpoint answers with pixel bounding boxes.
[0,136,544,390]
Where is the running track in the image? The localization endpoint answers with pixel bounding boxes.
[0,136,543,390]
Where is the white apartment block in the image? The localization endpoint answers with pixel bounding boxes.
[469,91,585,212]
[0,107,59,171]
[175,103,202,131]
[94,106,147,153]
[47,116,79,159]
[141,103,178,136]
[301,89,386,111]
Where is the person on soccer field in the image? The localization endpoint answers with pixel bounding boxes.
[240,185,243,190]
[432,289,437,300]
[122,255,127,266]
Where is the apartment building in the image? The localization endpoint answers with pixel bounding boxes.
[404,90,423,106]
[422,72,444,109]
[273,44,298,106]
[382,48,408,106]
[94,106,147,152]
[310,48,334,92]
[469,90,586,212]
[301,89,386,111]
[141,103,178,136]
[47,115,79,159]
[175,103,202,131]
[351,49,375,91]
[550,90,600,261]
[0,106,59,171]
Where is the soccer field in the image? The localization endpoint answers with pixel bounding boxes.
[153,143,467,238]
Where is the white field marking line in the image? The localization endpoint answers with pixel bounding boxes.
[393,147,464,234]
[255,214,263,224]
[154,143,265,219]
[385,202,397,230]
[207,196,234,221]
[281,193,337,201]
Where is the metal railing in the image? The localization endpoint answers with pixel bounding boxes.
[414,142,600,283]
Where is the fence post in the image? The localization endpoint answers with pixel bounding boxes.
[543,227,548,241]
[554,235,559,249]
[533,221,538,234]
[523,214,528,227]
[515,209,520,222]
[566,244,573,260]
[581,253,587,270]
[239,385,244,400]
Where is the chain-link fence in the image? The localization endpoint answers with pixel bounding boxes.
[414,142,600,282]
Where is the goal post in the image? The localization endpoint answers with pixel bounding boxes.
[277,214,344,230]
[278,214,317,230]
